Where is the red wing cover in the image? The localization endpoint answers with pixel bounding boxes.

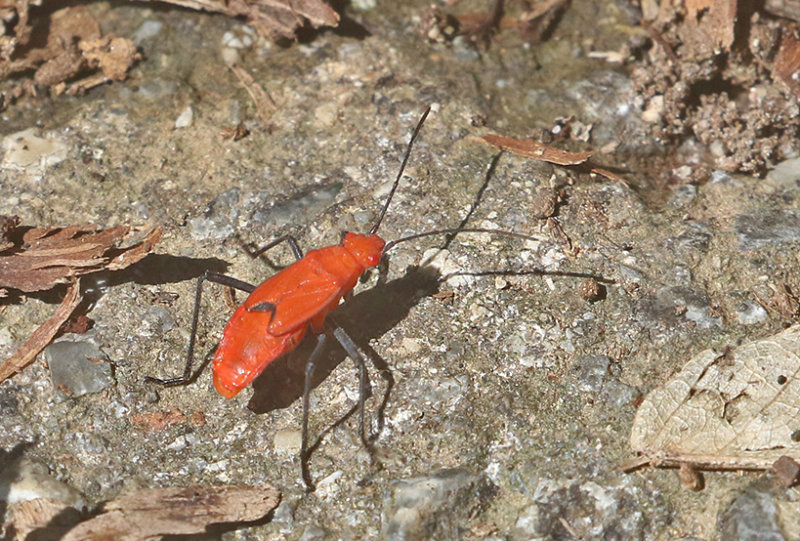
[244,257,343,335]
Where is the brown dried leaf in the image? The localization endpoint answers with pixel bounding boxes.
[131,0,339,39]
[629,323,800,473]
[0,220,162,293]
[61,485,280,540]
[0,279,81,382]
[481,133,593,165]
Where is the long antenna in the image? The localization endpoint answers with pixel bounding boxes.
[383,227,546,254]
[369,106,432,235]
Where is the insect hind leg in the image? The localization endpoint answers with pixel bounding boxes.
[332,327,375,459]
[145,271,256,387]
[300,333,329,491]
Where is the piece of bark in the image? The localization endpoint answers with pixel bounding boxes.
[61,485,280,540]
[7,497,83,541]
[0,222,162,293]
[0,279,81,382]
[131,0,339,39]
[774,32,800,96]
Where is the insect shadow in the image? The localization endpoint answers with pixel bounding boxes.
[246,264,442,450]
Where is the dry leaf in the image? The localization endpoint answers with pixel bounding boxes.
[0,220,162,292]
[60,485,280,540]
[629,323,800,473]
[131,0,339,40]
[0,279,81,382]
[481,134,593,165]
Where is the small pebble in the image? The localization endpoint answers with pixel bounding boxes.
[174,106,194,129]
[273,428,302,454]
[735,301,768,325]
[132,20,163,44]
[45,340,112,397]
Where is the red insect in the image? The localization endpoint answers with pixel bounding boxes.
[148,107,540,489]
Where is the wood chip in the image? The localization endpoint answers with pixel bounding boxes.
[0,221,162,292]
[130,409,189,432]
[0,279,81,382]
[130,0,339,39]
[7,497,83,541]
[481,133,593,165]
[686,0,736,50]
[775,32,800,96]
[61,485,280,540]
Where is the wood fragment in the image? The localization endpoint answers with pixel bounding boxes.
[8,497,83,541]
[774,32,800,96]
[107,226,163,270]
[0,279,81,382]
[60,485,280,540]
[481,134,593,165]
[130,409,189,432]
[685,0,736,52]
[130,0,339,39]
[591,167,630,188]
[0,222,162,292]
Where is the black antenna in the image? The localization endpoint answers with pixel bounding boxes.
[369,106,432,235]
[383,228,546,254]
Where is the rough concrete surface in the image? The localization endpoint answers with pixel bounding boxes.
[2,1,800,539]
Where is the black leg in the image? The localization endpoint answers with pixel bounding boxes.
[251,235,304,260]
[301,333,329,491]
[332,327,373,457]
[146,271,256,387]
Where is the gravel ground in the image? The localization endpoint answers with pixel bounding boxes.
[2,1,800,539]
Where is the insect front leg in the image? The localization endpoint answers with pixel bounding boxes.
[146,271,257,387]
